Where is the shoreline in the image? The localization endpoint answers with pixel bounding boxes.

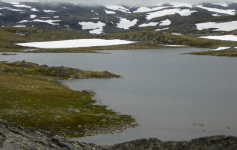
[0,61,137,139]
[1,119,237,149]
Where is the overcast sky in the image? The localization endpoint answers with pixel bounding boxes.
[4,0,234,6]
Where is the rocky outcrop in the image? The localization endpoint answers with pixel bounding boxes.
[0,119,106,150]
[109,136,237,150]
[2,61,121,79]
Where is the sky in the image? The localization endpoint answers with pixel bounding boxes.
[2,0,234,6]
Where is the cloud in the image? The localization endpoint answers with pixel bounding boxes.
[3,0,234,6]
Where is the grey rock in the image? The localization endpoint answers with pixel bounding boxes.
[101,119,107,122]
[68,108,80,114]
[54,116,61,120]
[0,131,6,146]
[1,118,237,150]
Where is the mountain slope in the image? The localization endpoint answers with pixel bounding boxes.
[1,1,237,35]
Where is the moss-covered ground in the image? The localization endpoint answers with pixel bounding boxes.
[187,48,237,57]
[0,62,137,138]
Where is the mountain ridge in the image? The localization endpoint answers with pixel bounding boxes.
[1,1,237,34]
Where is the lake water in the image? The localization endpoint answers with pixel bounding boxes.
[1,48,237,145]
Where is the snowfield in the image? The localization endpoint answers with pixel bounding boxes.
[199,35,237,41]
[196,21,237,31]
[196,5,235,16]
[15,39,135,49]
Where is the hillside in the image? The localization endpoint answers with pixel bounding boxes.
[1,1,237,34]
[1,1,237,55]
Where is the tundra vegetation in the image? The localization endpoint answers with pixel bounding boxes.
[2,27,237,54]
[0,61,137,138]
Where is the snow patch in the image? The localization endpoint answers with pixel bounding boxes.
[155,27,169,31]
[30,15,36,18]
[14,25,26,27]
[199,35,237,41]
[159,19,171,26]
[18,20,30,23]
[43,10,57,13]
[196,21,237,31]
[105,9,116,14]
[134,6,165,13]
[172,33,182,35]
[33,19,61,25]
[212,13,221,16]
[147,8,197,20]
[15,39,135,49]
[105,5,130,13]
[117,18,138,29]
[13,4,31,9]
[139,22,158,27]
[79,21,105,34]
[213,47,230,51]
[196,5,235,15]
[31,8,39,11]
[18,19,61,25]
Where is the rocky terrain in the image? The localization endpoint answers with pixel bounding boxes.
[1,119,237,150]
[1,1,237,35]
[1,1,237,149]
[3,60,121,79]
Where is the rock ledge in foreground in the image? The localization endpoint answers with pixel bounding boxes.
[1,117,237,150]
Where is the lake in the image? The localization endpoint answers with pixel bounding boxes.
[1,48,237,145]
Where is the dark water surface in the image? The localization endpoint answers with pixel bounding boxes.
[1,48,237,145]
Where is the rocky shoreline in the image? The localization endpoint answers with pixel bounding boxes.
[1,119,237,150]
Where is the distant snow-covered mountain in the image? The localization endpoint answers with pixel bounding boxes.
[1,1,237,34]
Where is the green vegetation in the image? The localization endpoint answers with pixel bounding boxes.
[0,27,31,50]
[0,27,227,53]
[1,26,237,56]
[0,61,137,137]
[187,48,237,57]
